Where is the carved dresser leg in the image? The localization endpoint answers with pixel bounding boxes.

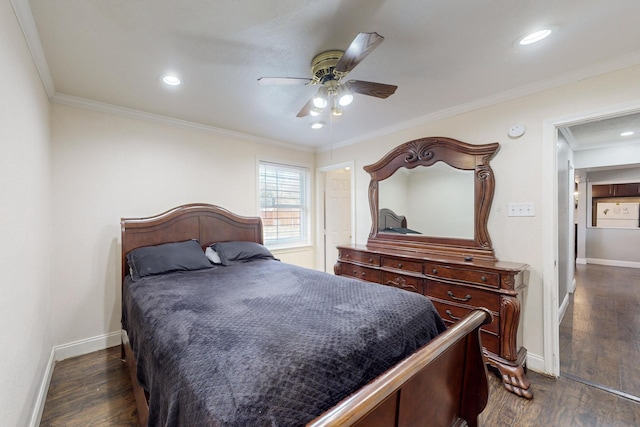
[485,347,533,399]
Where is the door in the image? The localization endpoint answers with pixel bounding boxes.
[324,169,352,273]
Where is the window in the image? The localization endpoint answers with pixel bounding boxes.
[258,161,310,248]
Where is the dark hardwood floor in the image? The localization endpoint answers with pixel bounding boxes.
[560,264,640,399]
[40,346,138,426]
[40,264,640,426]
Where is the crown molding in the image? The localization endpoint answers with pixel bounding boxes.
[320,50,640,152]
[10,0,55,98]
[52,93,314,153]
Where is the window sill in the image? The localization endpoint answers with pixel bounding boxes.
[268,244,313,254]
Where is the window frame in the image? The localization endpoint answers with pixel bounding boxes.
[257,160,312,250]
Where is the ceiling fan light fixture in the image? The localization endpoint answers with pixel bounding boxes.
[310,121,325,129]
[331,107,343,116]
[620,131,635,137]
[312,86,328,109]
[337,86,353,107]
[309,106,322,117]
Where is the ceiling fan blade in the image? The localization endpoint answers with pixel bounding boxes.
[334,32,385,74]
[257,77,312,85]
[346,80,397,99]
[296,99,314,117]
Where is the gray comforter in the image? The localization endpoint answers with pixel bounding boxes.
[122,259,445,426]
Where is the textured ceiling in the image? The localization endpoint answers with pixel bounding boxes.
[22,0,640,150]
[562,112,640,151]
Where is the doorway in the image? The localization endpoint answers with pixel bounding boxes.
[317,163,355,273]
[544,102,640,377]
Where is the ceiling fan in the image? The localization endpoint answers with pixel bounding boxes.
[258,32,397,118]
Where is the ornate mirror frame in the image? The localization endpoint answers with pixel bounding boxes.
[365,136,500,262]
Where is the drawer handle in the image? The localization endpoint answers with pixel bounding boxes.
[398,263,403,268]
[361,272,366,277]
[368,258,373,263]
[445,310,461,321]
[345,253,350,258]
[432,268,438,274]
[386,276,418,293]
[447,291,472,302]
[481,276,487,282]
[353,270,358,274]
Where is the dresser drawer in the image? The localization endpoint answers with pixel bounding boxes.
[480,331,500,356]
[426,280,500,312]
[341,264,382,283]
[339,249,381,266]
[431,300,499,335]
[424,263,500,288]
[382,272,423,294]
[381,257,423,273]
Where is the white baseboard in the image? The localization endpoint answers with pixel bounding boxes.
[54,331,121,362]
[558,293,570,324]
[586,258,640,269]
[28,348,55,427]
[576,257,587,265]
[29,332,122,426]
[525,352,546,375]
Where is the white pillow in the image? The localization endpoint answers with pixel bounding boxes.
[205,246,222,264]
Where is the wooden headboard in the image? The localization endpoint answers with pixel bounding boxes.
[120,204,263,281]
[378,208,407,230]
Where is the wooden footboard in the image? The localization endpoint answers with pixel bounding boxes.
[122,309,491,427]
[308,309,492,427]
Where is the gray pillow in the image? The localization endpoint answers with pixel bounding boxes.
[212,241,277,266]
[126,240,213,281]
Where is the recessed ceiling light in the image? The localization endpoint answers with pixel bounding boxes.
[310,121,325,130]
[519,29,553,45]
[162,74,181,86]
[620,131,635,137]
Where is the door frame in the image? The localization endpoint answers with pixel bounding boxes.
[315,161,356,272]
[542,99,640,376]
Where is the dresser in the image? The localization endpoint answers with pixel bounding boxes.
[351,136,532,398]
[335,244,531,398]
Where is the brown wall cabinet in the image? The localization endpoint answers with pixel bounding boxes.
[592,182,640,197]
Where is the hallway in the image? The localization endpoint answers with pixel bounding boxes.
[560,263,640,399]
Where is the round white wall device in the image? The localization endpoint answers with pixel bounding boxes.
[508,124,526,138]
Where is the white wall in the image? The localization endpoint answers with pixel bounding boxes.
[50,104,316,350]
[0,2,53,426]
[316,63,640,373]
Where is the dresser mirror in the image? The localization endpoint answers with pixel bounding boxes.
[365,136,500,261]
[378,162,475,239]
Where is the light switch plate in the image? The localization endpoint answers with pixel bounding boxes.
[508,202,535,217]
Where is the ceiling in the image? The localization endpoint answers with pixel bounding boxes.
[561,112,640,151]
[21,0,640,151]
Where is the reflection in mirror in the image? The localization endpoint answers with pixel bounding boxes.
[378,162,475,239]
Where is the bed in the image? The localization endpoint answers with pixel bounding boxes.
[120,204,492,426]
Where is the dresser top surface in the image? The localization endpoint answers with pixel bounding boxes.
[338,244,528,272]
